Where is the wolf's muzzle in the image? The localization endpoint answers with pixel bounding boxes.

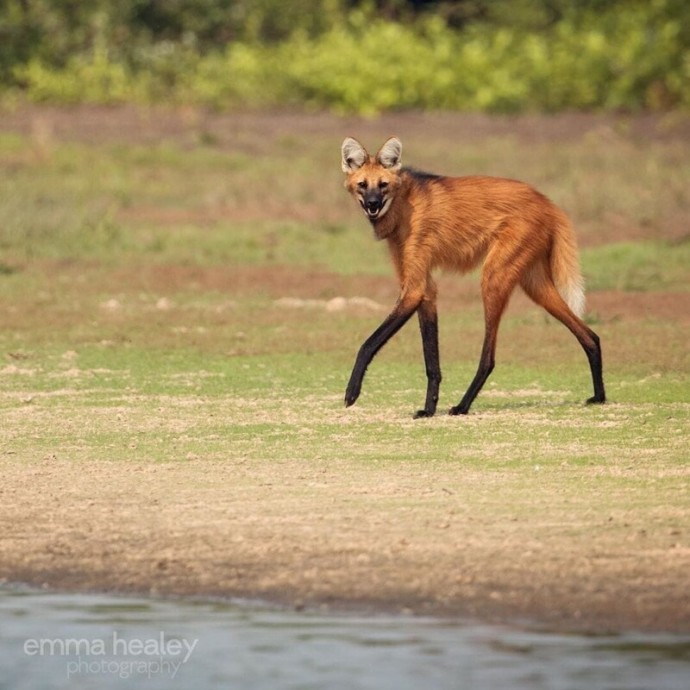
[361,193,384,219]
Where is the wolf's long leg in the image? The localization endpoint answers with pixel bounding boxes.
[449,316,504,416]
[345,302,418,408]
[449,247,517,415]
[414,297,441,419]
[521,270,605,405]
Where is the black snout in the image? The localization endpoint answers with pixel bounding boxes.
[362,191,383,216]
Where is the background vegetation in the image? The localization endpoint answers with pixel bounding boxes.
[2,0,689,113]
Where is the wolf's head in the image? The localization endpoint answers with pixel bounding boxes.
[341,137,403,221]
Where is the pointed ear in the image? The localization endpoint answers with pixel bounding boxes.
[341,137,368,173]
[376,137,402,170]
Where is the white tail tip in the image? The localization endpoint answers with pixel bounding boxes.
[562,278,585,318]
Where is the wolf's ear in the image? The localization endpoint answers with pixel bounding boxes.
[376,137,402,170]
[341,137,368,173]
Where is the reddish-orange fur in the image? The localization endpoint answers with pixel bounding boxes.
[341,136,605,417]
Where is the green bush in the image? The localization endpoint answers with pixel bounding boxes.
[6,0,690,113]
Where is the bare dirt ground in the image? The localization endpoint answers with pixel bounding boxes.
[1,450,688,635]
[1,106,689,633]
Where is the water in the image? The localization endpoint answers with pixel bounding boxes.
[1,587,689,690]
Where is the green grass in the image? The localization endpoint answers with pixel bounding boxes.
[2,119,689,273]
[1,344,687,470]
[0,109,688,468]
[1,294,687,465]
[582,240,690,291]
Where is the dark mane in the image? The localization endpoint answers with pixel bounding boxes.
[402,166,444,183]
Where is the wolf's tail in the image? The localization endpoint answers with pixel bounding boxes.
[551,215,585,317]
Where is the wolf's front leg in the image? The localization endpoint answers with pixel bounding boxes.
[345,305,418,408]
[414,300,441,418]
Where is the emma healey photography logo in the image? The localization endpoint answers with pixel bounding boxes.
[24,631,199,680]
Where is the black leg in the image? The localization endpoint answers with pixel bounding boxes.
[345,304,417,408]
[449,279,511,416]
[520,273,606,407]
[414,302,441,418]
[582,329,606,404]
[449,333,495,415]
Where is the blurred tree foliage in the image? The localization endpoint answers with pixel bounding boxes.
[1,0,688,111]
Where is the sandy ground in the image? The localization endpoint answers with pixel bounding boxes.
[1,447,688,634]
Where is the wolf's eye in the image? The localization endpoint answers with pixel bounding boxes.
[357,181,367,190]
[379,181,389,190]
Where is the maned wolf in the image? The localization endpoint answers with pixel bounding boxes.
[340,136,605,417]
